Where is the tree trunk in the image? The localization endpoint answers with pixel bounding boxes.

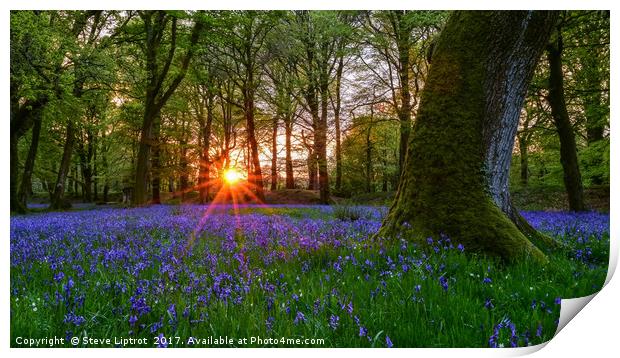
[334,55,344,192]
[151,117,162,204]
[271,117,278,191]
[78,131,93,203]
[547,32,586,212]
[10,133,26,213]
[133,101,156,205]
[317,67,330,204]
[244,85,265,202]
[132,11,203,206]
[17,109,43,208]
[307,151,317,191]
[50,121,76,210]
[284,118,295,189]
[179,131,189,201]
[93,139,98,201]
[199,97,214,204]
[395,11,412,177]
[378,11,559,263]
[10,98,47,213]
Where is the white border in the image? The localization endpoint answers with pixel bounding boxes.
[2,1,617,358]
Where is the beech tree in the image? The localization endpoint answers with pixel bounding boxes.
[132,11,204,206]
[546,21,586,212]
[378,11,560,262]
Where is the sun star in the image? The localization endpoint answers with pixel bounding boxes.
[223,168,242,185]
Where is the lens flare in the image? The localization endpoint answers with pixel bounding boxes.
[223,168,242,184]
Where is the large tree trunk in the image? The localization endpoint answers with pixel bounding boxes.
[50,121,76,210]
[133,99,157,206]
[378,11,559,263]
[547,32,586,212]
[17,108,43,208]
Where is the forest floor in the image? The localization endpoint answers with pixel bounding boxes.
[10,205,609,347]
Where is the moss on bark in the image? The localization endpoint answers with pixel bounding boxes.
[377,11,558,264]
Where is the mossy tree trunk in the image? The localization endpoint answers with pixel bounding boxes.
[378,11,559,263]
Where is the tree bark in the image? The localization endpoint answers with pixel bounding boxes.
[17,107,44,208]
[270,117,278,191]
[334,55,344,192]
[393,11,412,177]
[10,98,47,213]
[244,84,266,201]
[317,76,330,204]
[284,117,295,189]
[50,120,76,210]
[179,140,188,201]
[150,118,161,204]
[547,32,586,211]
[199,94,214,203]
[378,11,559,263]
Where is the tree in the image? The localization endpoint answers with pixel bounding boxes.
[10,11,71,212]
[362,11,444,177]
[48,11,104,210]
[378,11,559,262]
[546,24,586,212]
[132,10,204,206]
[294,11,350,203]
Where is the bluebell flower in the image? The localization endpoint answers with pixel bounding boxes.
[156,333,168,348]
[359,326,368,337]
[329,314,339,330]
[439,275,449,291]
[293,311,306,325]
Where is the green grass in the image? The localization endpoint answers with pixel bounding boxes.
[10,207,608,348]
